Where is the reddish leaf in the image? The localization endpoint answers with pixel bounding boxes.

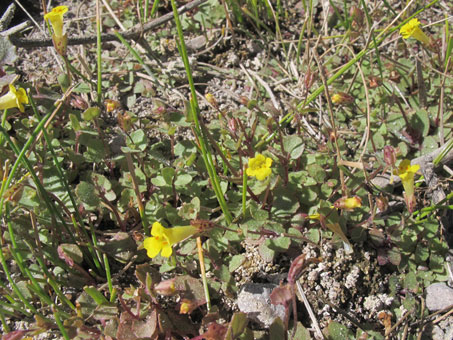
[270,284,292,308]
[2,330,34,340]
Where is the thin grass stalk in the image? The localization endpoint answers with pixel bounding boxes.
[171,0,232,224]
[144,0,150,20]
[0,310,10,332]
[149,0,160,18]
[4,207,56,308]
[0,108,8,145]
[113,31,162,92]
[0,108,50,214]
[96,0,103,106]
[53,306,70,340]
[103,253,114,300]
[445,16,453,69]
[196,236,211,311]
[0,124,75,242]
[125,152,149,234]
[0,298,31,317]
[263,0,286,56]
[63,57,97,86]
[27,93,103,272]
[0,239,40,316]
[242,166,247,217]
[360,0,384,79]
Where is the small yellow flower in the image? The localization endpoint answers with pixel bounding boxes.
[0,85,28,112]
[143,222,198,258]
[394,159,420,212]
[333,196,362,211]
[331,92,354,105]
[179,299,197,314]
[399,18,431,45]
[44,6,68,37]
[105,99,120,112]
[246,154,272,181]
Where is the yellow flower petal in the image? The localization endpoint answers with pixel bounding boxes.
[44,6,68,37]
[144,222,197,259]
[165,225,198,245]
[151,221,164,236]
[246,153,273,181]
[143,237,162,258]
[399,18,430,45]
[160,244,173,258]
[0,85,28,112]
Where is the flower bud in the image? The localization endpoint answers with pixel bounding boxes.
[205,93,218,108]
[383,146,397,167]
[105,99,120,112]
[154,278,176,296]
[333,196,362,211]
[350,6,364,29]
[179,298,197,314]
[331,92,354,105]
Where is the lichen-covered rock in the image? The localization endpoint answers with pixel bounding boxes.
[237,283,286,328]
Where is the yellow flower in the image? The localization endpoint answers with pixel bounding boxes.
[399,18,430,45]
[394,159,420,212]
[246,154,272,181]
[333,196,362,211]
[44,6,68,37]
[105,99,120,112]
[331,92,354,105]
[394,160,419,196]
[0,85,28,112]
[143,222,198,258]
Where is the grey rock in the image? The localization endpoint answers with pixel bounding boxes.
[237,283,286,328]
[186,36,206,51]
[426,283,453,312]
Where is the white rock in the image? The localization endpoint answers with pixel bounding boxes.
[426,283,453,312]
[237,283,286,328]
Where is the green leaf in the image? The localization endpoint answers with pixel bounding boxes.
[327,321,354,340]
[422,136,438,155]
[225,312,248,339]
[268,237,291,252]
[307,164,326,183]
[175,173,193,186]
[178,197,200,220]
[59,244,83,265]
[283,135,304,159]
[84,286,109,305]
[151,176,167,187]
[258,242,276,263]
[411,109,430,137]
[76,181,100,207]
[69,113,81,131]
[269,317,285,340]
[74,82,91,93]
[82,107,101,121]
[162,167,175,184]
[415,244,429,263]
[403,271,418,292]
[129,129,148,151]
[229,254,245,272]
[291,322,312,339]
